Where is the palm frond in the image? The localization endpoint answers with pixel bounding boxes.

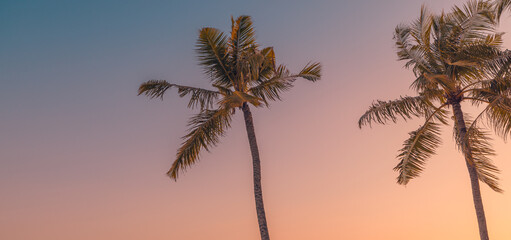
[229,16,256,83]
[494,0,511,21]
[411,74,442,94]
[230,16,256,54]
[423,73,456,91]
[358,96,430,128]
[168,108,232,179]
[449,0,496,43]
[248,62,321,105]
[411,6,444,72]
[138,80,220,110]
[395,122,442,185]
[260,47,276,71]
[248,66,294,104]
[394,23,436,75]
[244,47,273,87]
[455,42,500,65]
[233,46,277,91]
[196,27,234,87]
[470,86,511,139]
[485,50,511,83]
[255,47,277,83]
[454,118,501,192]
[483,32,504,46]
[485,95,511,140]
[298,62,322,82]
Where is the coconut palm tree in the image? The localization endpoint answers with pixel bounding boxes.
[359,2,511,240]
[138,16,321,240]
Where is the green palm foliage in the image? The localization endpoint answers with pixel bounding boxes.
[139,16,321,240]
[359,1,511,239]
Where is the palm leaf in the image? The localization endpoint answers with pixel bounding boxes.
[138,80,220,110]
[260,47,276,71]
[229,16,256,58]
[395,121,442,185]
[255,47,278,83]
[448,0,496,43]
[495,0,511,21]
[394,24,436,75]
[485,95,511,140]
[168,108,232,179]
[229,16,256,89]
[485,50,511,83]
[470,87,511,140]
[411,6,444,72]
[358,96,430,128]
[248,66,294,104]
[455,42,500,66]
[298,62,322,82]
[245,47,272,87]
[196,27,234,87]
[454,118,501,192]
[423,73,456,91]
[248,62,321,105]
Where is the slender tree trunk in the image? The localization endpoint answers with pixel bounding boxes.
[452,102,489,240]
[241,102,270,240]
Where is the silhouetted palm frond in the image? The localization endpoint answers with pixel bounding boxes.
[196,27,233,87]
[395,122,442,185]
[358,96,430,128]
[168,108,232,179]
[454,118,501,192]
[138,80,220,110]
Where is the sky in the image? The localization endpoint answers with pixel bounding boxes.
[1,0,511,239]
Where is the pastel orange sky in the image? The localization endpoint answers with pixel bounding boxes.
[1,0,511,239]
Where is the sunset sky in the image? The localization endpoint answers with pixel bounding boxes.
[1,0,511,239]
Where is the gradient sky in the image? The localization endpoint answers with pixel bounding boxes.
[1,0,511,239]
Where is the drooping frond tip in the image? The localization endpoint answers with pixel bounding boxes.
[478,89,511,141]
[495,0,511,20]
[358,96,429,128]
[298,62,321,82]
[395,122,442,185]
[465,127,502,192]
[138,79,173,99]
[167,108,232,179]
[454,118,502,192]
[138,80,221,110]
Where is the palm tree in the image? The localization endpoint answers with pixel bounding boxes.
[358,1,511,240]
[138,16,321,240]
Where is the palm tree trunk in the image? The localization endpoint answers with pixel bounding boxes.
[241,102,270,240]
[452,102,489,240]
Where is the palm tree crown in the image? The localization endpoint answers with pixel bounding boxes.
[139,16,320,179]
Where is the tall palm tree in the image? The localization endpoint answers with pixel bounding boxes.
[359,1,511,240]
[138,16,321,240]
